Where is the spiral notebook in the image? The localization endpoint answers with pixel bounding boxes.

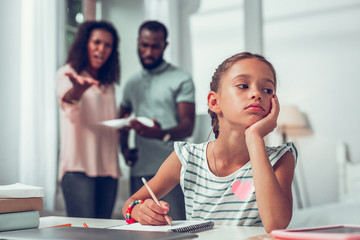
[110,220,214,233]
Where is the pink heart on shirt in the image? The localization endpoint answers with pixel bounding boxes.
[232,180,254,200]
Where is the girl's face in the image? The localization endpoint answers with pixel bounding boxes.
[216,58,276,128]
[87,29,113,71]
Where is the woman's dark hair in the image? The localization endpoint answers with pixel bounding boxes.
[66,20,120,85]
[208,52,277,138]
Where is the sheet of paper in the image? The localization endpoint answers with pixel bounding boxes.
[100,118,131,129]
[100,117,154,129]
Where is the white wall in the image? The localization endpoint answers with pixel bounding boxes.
[190,0,246,114]
[184,0,360,208]
[263,0,360,206]
[0,0,21,184]
[102,0,144,104]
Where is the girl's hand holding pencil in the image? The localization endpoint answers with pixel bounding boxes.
[136,178,172,226]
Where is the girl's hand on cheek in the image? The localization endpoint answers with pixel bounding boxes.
[245,95,280,140]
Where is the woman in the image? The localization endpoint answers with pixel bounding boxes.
[56,21,121,219]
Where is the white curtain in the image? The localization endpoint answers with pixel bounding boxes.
[19,0,58,211]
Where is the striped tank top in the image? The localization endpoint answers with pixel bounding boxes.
[174,141,298,226]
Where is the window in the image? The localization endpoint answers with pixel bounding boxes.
[65,0,84,51]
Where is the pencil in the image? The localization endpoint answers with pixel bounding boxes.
[41,223,72,229]
[141,177,172,225]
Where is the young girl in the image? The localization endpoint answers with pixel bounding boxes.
[122,52,297,232]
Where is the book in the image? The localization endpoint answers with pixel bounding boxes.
[0,183,44,198]
[110,220,215,233]
[271,224,360,240]
[0,198,43,214]
[0,211,40,232]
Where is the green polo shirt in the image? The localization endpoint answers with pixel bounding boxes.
[121,61,195,176]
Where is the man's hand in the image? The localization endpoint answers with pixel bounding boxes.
[123,148,138,166]
[130,118,164,140]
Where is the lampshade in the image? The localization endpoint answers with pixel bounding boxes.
[277,105,312,139]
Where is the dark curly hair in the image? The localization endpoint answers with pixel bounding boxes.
[208,52,277,138]
[66,20,120,85]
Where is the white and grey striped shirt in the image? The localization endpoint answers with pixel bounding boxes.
[174,141,298,226]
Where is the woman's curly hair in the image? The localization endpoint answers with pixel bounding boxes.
[66,20,120,85]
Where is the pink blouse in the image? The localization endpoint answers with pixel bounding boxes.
[56,64,121,180]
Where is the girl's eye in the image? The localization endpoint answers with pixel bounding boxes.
[237,84,248,89]
[263,88,273,94]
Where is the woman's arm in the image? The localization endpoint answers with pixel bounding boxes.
[122,151,182,225]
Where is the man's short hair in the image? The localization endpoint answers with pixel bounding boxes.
[139,20,168,42]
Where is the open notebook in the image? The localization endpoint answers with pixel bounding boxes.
[110,220,214,233]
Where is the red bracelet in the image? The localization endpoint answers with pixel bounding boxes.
[125,200,144,224]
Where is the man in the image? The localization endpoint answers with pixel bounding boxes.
[119,20,195,220]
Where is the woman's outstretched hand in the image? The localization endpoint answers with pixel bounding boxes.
[65,72,99,93]
[62,72,100,103]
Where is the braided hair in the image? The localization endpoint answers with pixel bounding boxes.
[208,52,277,138]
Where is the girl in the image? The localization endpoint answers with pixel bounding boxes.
[122,52,297,232]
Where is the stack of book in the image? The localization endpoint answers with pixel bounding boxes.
[0,183,44,232]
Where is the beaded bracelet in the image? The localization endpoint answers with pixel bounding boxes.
[125,200,144,224]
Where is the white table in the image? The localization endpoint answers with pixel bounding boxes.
[40,216,269,240]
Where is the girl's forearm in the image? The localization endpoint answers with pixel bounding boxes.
[246,134,293,232]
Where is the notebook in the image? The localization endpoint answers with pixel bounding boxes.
[110,220,215,233]
[0,226,198,240]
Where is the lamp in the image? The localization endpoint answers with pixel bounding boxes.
[277,105,312,144]
[277,105,312,209]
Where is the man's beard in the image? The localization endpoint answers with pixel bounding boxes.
[139,54,164,70]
